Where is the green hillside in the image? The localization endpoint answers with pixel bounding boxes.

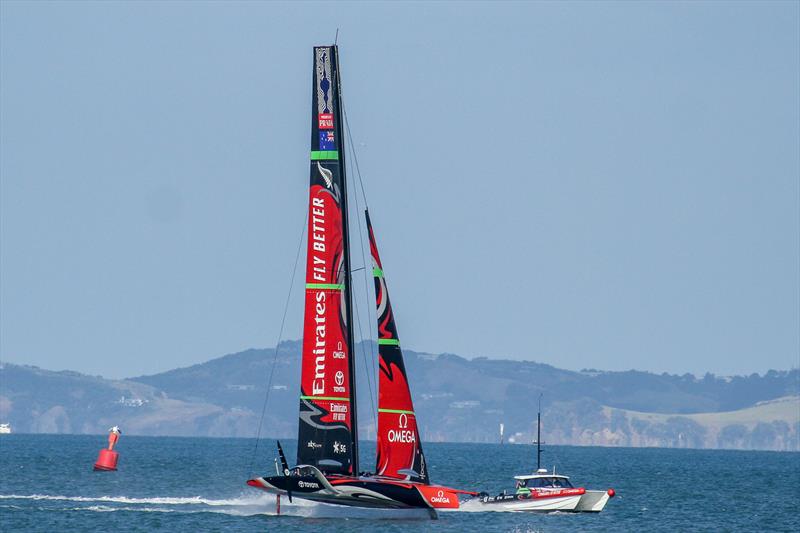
[1,344,797,451]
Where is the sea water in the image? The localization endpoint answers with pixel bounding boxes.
[1,434,798,532]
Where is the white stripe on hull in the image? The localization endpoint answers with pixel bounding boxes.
[488,494,582,512]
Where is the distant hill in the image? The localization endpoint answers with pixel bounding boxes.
[1,343,798,451]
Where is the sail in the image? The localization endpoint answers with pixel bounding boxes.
[367,211,429,483]
[296,46,357,475]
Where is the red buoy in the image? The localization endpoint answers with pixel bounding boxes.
[94,426,122,471]
[607,488,616,498]
[94,449,119,471]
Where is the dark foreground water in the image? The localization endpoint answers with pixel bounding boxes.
[1,434,798,532]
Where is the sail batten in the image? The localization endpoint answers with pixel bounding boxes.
[296,45,357,475]
[367,211,429,484]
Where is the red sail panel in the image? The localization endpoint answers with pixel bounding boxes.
[367,211,429,484]
[296,46,355,475]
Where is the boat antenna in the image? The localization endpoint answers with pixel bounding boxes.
[334,28,339,46]
[535,393,543,470]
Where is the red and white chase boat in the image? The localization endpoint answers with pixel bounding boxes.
[478,469,615,512]
[478,401,615,512]
[247,44,474,519]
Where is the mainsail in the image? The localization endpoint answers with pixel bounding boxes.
[297,46,358,475]
[367,211,429,483]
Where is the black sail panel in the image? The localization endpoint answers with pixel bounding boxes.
[296,46,358,475]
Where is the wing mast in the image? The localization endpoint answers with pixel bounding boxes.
[296,45,358,475]
[334,45,359,475]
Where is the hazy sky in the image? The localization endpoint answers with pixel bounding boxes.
[1,1,798,379]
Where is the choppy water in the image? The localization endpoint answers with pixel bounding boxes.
[1,434,798,531]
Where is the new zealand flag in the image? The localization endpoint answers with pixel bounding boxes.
[319,130,336,151]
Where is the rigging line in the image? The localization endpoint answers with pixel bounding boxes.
[342,119,377,444]
[341,101,369,209]
[248,206,308,478]
[356,237,380,426]
[352,284,377,444]
[344,107,380,421]
[351,152,379,418]
[337,80,375,458]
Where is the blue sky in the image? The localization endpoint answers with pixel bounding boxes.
[1,1,798,378]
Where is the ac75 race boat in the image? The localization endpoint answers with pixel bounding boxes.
[246,44,475,519]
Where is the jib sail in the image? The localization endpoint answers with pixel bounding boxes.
[367,211,429,483]
[297,45,358,475]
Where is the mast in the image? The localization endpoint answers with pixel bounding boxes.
[295,45,358,475]
[331,45,359,475]
[535,394,542,470]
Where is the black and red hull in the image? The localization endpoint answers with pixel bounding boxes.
[247,465,471,518]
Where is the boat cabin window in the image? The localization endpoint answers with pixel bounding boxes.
[526,477,574,489]
[294,466,318,477]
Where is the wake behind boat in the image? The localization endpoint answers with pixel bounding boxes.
[246,44,474,518]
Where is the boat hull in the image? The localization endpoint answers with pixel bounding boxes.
[575,489,613,512]
[478,488,585,512]
[247,465,467,518]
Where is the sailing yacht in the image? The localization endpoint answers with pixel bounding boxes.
[246,45,474,518]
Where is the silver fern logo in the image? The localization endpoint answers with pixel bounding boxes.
[317,162,333,189]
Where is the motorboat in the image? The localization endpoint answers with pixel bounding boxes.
[477,398,615,512]
[479,468,614,512]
